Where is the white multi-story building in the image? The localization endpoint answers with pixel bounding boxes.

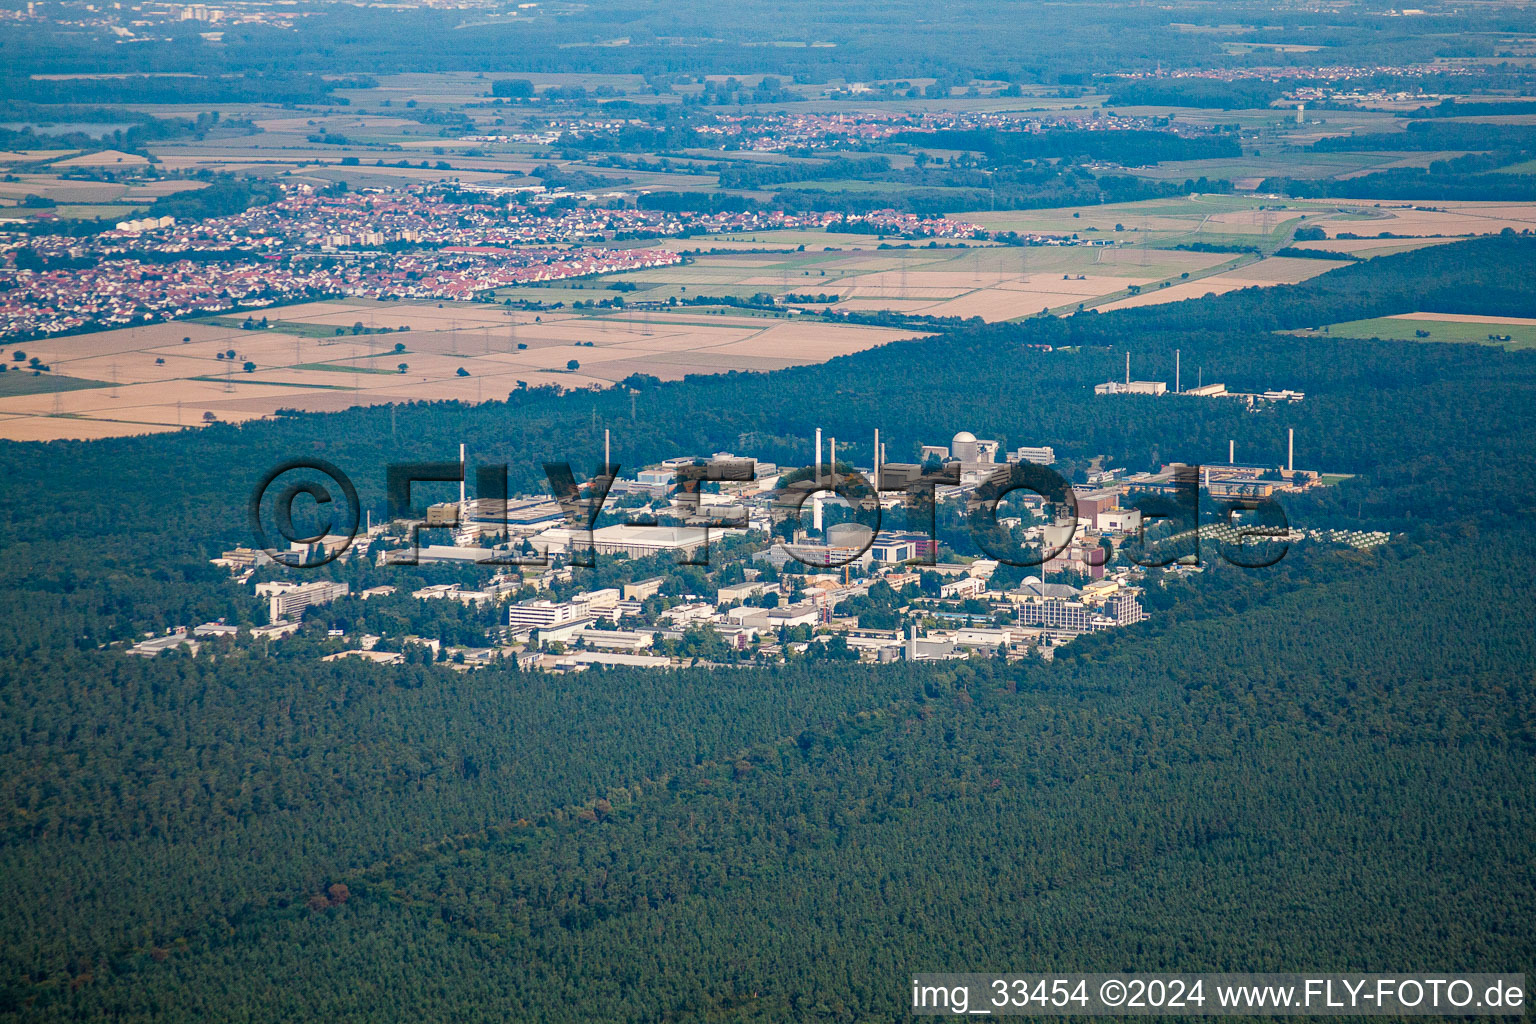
[507,599,579,629]
[716,580,772,605]
[662,602,715,627]
[1012,445,1056,466]
[1097,509,1143,534]
[413,584,493,606]
[622,577,666,601]
[940,576,986,599]
[870,536,920,563]
[267,580,349,622]
[571,588,621,621]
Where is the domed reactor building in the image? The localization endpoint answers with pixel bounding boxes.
[949,430,981,464]
[912,429,1002,485]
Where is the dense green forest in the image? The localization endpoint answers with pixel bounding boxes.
[2,523,1532,1020]
[1257,122,1536,200]
[0,109,239,158]
[1104,79,1292,110]
[1311,122,1536,153]
[1264,167,1536,202]
[0,237,1533,1020]
[0,74,370,107]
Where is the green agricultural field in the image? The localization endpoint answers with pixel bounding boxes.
[188,375,348,388]
[488,283,633,304]
[45,203,144,221]
[293,361,407,375]
[0,371,109,397]
[1297,315,1536,350]
[964,193,1252,234]
[1128,149,1402,182]
[202,316,415,340]
[965,194,1348,254]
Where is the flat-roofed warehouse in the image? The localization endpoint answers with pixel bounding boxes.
[591,525,711,558]
[537,524,713,560]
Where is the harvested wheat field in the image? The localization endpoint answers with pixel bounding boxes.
[1319,201,1536,238]
[1095,256,1352,311]
[1287,236,1465,257]
[0,300,921,440]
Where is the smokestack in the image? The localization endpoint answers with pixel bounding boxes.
[1229,439,1235,464]
[604,428,610,474]
[1125,351,1130,389]
[873,427,880,492]
[1288,428,1294,473]
[826,436,838,535]
[1175,349,1181,394]
[814,427,823,531]
[459,442,466,507]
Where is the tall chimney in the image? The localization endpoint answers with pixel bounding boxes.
[824,437,838,535]
[604,428,610,474]
[814,427,823,531]
[1175,349,1181,394]
[459,442,466,507]
[1125,351,1130,389]
[873,427,880,492]
[1288,428,1294,473]
[1229,439,1235,464]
